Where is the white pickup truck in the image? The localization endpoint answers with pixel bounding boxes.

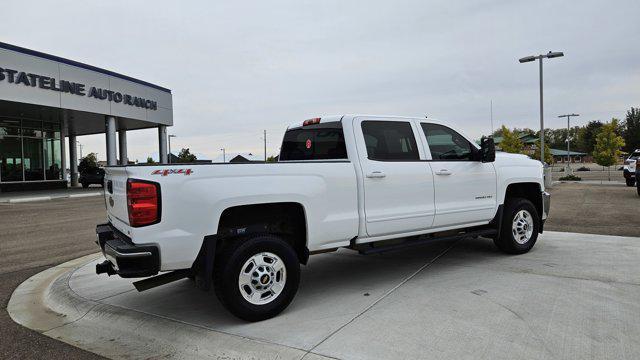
[96,115,550,321]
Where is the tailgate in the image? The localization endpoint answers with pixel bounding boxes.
[104,167,130,226]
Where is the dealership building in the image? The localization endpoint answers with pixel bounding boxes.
[0,42,172,192]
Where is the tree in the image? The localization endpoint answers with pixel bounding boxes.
[146,157,156,164]
[78,153,99,174]
[499,125,524,154]
[576,120,603,155]
[266,155,278,162]
[532,140,553,164]
[623,107,640,153]
[177,148,197,163]
[593,119,625,181]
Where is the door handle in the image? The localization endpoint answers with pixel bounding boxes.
[435,169,452,176]
[366,171,386,179]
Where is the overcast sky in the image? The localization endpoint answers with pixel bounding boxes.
[3,0,640,162]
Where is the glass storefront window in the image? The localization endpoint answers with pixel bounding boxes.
[0,117,62,183]
[23,137,44,181]
[45,138,62,180]
[0,136,24,181]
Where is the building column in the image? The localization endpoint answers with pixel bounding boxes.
[105,116,117,166]
[118,130,128,165]
[158,125,168,164]
[60,129,68,184]
[69,134,79,187]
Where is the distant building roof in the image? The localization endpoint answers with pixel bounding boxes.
[550,148,587,156]
[493,133,538,145]
[212,152,264,163]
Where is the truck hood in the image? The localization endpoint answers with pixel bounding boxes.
[495,151,542,167]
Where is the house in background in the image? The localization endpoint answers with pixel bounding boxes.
[492,132,590,163]
[212,152,264,163]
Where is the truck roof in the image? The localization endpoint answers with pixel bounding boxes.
[286,114,447,129]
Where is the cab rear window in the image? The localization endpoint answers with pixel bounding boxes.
[280,122,347,161]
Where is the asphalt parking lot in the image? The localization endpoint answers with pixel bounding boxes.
[2,182,639,359]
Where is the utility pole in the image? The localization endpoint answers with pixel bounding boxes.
[558,113,579,173]
[76,141,83,162]
[263,130,267,162]
[490,100,494,136]
[168,134,176,163]
[220,148,226,163]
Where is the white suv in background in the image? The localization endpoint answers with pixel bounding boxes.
[623,149,640,187]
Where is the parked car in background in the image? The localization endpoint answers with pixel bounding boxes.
[96,115,549,321]
[623,149,640,186]
[79,167,105,188]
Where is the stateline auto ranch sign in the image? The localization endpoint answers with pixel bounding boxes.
[0,66,158,110]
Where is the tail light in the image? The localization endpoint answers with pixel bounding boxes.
[127,179,161,227]
[303,118,321,126]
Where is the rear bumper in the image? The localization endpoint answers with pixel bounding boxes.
[95,223,160,278]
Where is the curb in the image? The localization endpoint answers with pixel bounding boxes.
[2,192,103,204]
[7,254,330,360]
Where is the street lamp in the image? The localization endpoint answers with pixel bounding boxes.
[220,148,226,163]
[76,141,83,162]
[519,51,564,163]
[168,134,176,163]
[558,113,579,173]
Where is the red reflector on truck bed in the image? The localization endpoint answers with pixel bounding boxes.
[127,179,161,227]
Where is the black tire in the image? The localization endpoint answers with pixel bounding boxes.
[81,182,89,188]
[637,185,640,197]
[214,234,300,322]
[626,178,635,187]
[494,198,540,254]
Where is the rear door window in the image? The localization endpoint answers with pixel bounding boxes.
[280,122,347,161]
[361,121,419,161]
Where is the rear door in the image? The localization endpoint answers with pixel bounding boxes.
[419,123,496,227]
[353,117,435,237]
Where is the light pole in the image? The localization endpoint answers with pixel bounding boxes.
[76,141,83,162]
[519,51,564,164]
[558,113,579,173]
[168,134,176,163]
[220,148,226,163]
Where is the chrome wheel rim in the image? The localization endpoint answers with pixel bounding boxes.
[238,252,286,305]
[512,209,534,244]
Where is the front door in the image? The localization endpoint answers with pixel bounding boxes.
[354,118,435,237]
[419,122,497,228]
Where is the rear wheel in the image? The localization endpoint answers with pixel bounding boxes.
[214,234,300,321]
[637,184,640,196]
[81,182,89,188]
[494,198,540,254]
[626,178,635,187]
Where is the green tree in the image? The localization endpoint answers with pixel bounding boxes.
[499,125,524,154]
[623,107,640,152]
[266,155,278,162]
[576,121,603,155]
[177,148,197,163]
[78,153,99,174]
[594,119,625,181]
[146,157,156,164]
[532,140,553,164]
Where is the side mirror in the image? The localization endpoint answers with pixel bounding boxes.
[480,137,495,163]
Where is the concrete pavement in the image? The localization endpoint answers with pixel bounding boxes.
[9,231,640,360]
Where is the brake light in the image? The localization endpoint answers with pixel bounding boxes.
[303,118,321,126]
[127,179,160,227]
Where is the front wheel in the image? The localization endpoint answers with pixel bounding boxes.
[494,198,540,254]
[214,234,300,322]
[626,178,635,187]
